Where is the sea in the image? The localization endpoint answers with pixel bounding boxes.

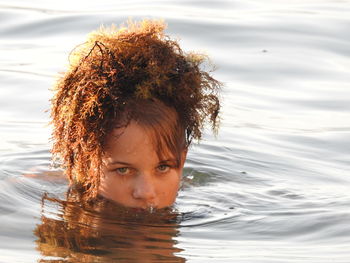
[0,0,349,262]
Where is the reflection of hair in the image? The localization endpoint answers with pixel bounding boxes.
[35,192,185,262]
[50,19,221,200]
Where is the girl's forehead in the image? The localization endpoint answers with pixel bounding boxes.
[106,122,151,148]
[104,121,173,159]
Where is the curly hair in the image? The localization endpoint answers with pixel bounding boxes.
[50,19,221,201]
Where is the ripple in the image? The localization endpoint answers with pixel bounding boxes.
[0,68,53,78]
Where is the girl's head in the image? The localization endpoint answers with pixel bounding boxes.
[99,99,187,209]
[51,19,221,207]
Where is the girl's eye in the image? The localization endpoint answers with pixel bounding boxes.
[157,165,170,173]
[116,167,130,175]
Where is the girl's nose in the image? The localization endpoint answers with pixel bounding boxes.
[132,174,156,204]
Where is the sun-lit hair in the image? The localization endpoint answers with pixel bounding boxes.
[50,19,221,200]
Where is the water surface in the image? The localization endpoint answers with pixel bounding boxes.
[1,0,350,262]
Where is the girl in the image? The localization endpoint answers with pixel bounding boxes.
[50,19,221,209]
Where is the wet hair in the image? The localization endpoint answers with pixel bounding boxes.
[109,98,186,168]
[50,19,221,200]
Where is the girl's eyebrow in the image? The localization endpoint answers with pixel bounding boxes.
[108,159,177,166]
[159,159,177,164]
[108,161,132,166]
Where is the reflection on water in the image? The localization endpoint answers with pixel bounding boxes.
[35,192,184,263]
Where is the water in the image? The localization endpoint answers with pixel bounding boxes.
[1,0,350,262]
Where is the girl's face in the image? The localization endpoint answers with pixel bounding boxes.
[99,121,186,209]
